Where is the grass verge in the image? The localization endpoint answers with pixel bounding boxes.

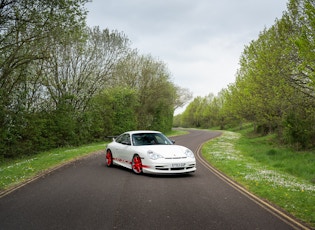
[202,130,315,228]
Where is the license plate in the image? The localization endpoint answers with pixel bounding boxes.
[172,163,185,168]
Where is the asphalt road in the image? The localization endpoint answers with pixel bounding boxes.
[0,129,306,230]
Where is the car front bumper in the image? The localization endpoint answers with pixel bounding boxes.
[142,160,196,174]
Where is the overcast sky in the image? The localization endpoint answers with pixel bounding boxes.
[86,0,288,111]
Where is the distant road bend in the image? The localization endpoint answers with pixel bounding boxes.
[0,129,310,229]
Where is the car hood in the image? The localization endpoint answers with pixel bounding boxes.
[139,145,191,158]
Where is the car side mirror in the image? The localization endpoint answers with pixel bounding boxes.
[172,140,175,144]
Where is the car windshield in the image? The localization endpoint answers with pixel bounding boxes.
[132,133,173,146]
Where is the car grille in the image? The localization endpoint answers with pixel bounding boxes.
[164,157,187,159]
[155,164,195,171]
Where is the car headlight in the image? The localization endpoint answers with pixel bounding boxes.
[147,150,164,160]
[184,149,195,158]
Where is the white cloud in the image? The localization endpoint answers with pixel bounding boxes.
[86,0,288,101]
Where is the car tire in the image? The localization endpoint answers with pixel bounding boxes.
[132,154,143,174]
[106,149,113,167]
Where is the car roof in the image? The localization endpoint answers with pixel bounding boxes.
[125,130,162,135]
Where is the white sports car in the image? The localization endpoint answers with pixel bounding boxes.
[105,130,196,174]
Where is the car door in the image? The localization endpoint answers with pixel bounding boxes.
[115,134,133,167]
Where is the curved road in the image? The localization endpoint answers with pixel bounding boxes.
[0,129,307,229]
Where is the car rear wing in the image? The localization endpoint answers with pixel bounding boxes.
[106,136,117,141]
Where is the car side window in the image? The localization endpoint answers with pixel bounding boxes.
[117,134,131,145]
[155,135,165,144]
[115,134,124,143]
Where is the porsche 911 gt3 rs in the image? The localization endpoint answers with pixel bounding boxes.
[105,130,196,174]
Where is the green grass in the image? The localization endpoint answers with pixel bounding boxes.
[202,130,315,228]
[167,129,189,137]
[0,142,107,191]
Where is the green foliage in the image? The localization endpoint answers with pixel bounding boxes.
[0,1,186,160]
[0,0,89,159]
[179,92,227,129]
[91,87,138,137]
[283,111,315,149]
[181,97,203,128]
[293,0,315,93]
[178,0,315,149]
[110,53,177,133]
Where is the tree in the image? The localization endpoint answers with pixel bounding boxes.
[41,27,130,112]
[181,96,203,128]
[174,86,193,110]
[110,52,178,132]
[291,0,315,96]
[0,0,88,98]
[90,87,139,138]
[0,0,88,158]
[178,0,315,148]
[220,0,315,147]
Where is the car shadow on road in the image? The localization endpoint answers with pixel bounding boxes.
[103,163,195,179]
[145,173,195,179]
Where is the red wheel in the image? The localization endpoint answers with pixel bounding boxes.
[106,150,113,167]
[132,155,143,174]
